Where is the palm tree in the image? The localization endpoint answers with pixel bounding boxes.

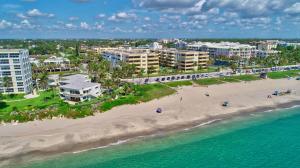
[39,72,49,90]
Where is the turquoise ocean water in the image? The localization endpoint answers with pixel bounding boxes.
[7,106,300,168]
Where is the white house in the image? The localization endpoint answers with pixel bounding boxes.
[59,74,101,102]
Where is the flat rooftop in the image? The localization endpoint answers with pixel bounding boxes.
[0,49,27,53]
[61,82,99,90]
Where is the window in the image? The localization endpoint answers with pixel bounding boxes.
[10,54,19,58]
[16,76,23,81]
[15,71,22,75]
[14,65,21,69]
[0,54,8,58]
[2,71,11,76]
[70,90,80,94]
[18,88,24,92]
[6,88,14,93]
[0,59,9,64]
[1,65,10,70]
[13,59,20,64]
[17,82,24,87]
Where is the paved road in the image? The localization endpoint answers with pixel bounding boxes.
[123,65,300,85]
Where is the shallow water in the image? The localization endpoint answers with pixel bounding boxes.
[7,106,300,168]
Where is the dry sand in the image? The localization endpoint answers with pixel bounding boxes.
[1,78,300,166]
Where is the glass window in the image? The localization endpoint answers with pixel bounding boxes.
[0,59,9,64]
[16,76,23,81]
[17,82,24,86]
[2,71,11,76]
[18,88,24,92]
[14,65,21,69]
[6,88,14,93]
[13,59,20,64]
[1,65,10,70]
[15,71,22,75]
[10,54,19,58]
[0,54,8,58]
[70,90,80,94]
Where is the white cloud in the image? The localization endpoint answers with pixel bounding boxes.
[80,22,90,30]
[0,20,12,29]
[108,12,137,22]
[284,3,300,14]
[69,16,79,21]
[26,9,55,17]
[96,14,106,18]
[65,23,77,29]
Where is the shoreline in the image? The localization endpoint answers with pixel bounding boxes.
[1,79,300,167]
[2,101,300,167]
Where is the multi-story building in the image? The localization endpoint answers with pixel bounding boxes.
[157,49,209,71]
[187,42,256,59]
[59,74,101,102]
[256,50,280,58]
[102,48,160,73]
[0,49,32,94]
[250,40,279,51]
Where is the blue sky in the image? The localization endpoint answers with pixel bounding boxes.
[0,0,300,39]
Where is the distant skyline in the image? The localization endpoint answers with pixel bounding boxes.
[0,0,300,39]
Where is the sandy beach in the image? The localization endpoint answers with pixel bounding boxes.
[1,78,300,167]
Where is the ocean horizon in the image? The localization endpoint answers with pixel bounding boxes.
[6,106,300,168]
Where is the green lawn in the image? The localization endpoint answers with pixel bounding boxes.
[219,77,241,83]
[194,78,225,85]
[100,84,176,111]
[0,91,61,113]
[230,75,261,81]
[0,94,25,101]
[165,81,193,87]
[267,70,300,79]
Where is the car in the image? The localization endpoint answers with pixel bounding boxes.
[296,77,300,81]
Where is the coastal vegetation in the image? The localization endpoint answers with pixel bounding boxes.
[0,84,175,123]
[165,81,193,87]
[195,78,225,85]
[100,84,176,111]
[267,70,300,79]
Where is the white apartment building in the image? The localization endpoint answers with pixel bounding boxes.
[102,48,160,73]
[0,49,33,94]
[187,42,256,59]
[256,50,280,58]
[44,56,70,66]
[250,40,279,51]
[59,74,101,102]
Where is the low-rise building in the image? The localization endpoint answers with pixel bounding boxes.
[0,49,32,94]
[59,74,101,102]
[44,56,70,66]
[158,49,209,71]
[187,42,256,59]
[102,48,160,73]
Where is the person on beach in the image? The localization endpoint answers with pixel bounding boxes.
[180,97,183,102]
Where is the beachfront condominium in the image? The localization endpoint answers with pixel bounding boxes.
[250,40,279,51]
[102,48,160,74]
[187,42,256,59]
[0,49,33,94]
[157,49,209,72]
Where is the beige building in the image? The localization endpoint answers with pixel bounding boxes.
[157,49,209,72]
[102,48,159,74]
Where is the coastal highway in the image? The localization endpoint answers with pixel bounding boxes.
[123,65,300,84]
